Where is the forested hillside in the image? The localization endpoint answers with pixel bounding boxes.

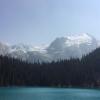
[0,48,100,87]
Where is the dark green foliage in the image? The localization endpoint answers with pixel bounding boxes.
[0,48,100,87]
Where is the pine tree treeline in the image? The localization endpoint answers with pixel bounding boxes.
[0,48,100,87]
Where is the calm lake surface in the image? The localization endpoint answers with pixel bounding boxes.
[0,87,100,100]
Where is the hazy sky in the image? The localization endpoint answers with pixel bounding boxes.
[0,0,100,45]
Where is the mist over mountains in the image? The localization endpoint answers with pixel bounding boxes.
[0,33,99,63]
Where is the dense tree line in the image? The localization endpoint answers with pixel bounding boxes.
[0,48,100,87]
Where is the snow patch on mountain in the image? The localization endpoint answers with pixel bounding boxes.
[65,33,93,47]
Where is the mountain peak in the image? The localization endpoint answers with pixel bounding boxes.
[47,33,98,60]
[48,33,94,48]
[64,33,93,46]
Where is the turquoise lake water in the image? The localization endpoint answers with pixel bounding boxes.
[0,88,100,100]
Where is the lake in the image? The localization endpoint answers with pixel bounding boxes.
[0,87,100,100]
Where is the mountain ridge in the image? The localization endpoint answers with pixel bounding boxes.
[0,33,99,63]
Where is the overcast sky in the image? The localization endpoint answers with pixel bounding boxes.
[0,0,100,45]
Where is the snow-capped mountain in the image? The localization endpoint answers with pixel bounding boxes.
[0,33,99,62]
[47,33,98,60]
[8,44,49,62]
